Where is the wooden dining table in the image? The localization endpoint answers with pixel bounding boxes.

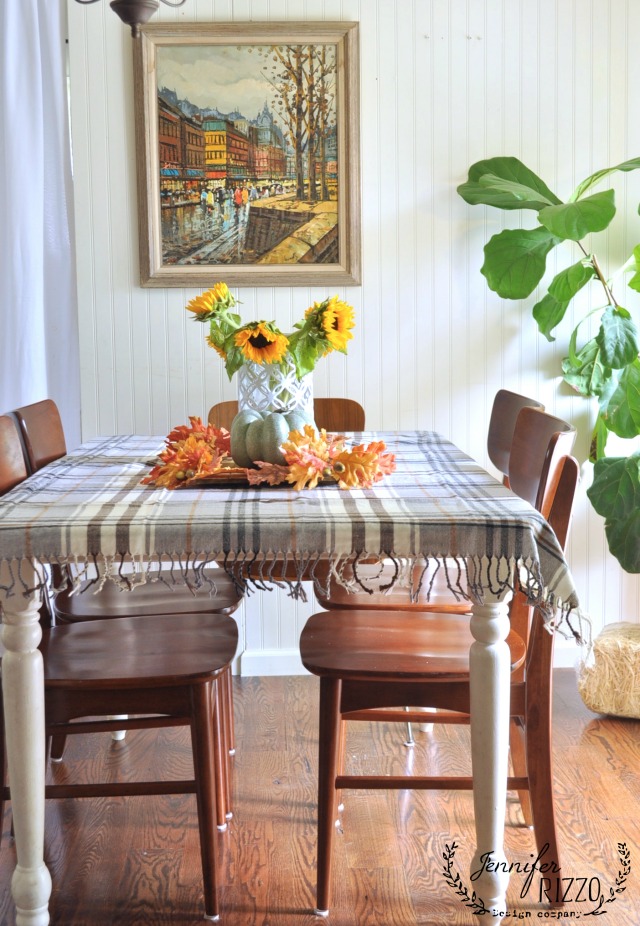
[0,429,582,925]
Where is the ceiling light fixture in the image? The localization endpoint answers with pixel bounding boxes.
[74,0,187,39]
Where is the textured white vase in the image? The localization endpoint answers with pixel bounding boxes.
[237,357,314,417]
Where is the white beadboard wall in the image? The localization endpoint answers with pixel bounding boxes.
[67,0,640,674]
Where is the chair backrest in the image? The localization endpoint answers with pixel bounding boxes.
[507,450,580,673]
[313,398,365,432]
[545,454,580,550]
[523,452,580,675]
[0,415,29,495]
[508,407,576,514]
[208,400,238,431]
[487,389,544,481]
[489,408,575,663]
[208,398,365,432]
[12,399,67,474]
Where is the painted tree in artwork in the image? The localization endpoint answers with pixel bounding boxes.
[259,44,337,201]
[308,44,336,202]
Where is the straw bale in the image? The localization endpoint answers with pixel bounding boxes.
[578,622,640,719]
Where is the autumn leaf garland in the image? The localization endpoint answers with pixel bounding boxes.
[143,418,396,491]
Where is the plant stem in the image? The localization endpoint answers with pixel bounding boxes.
[579,243,618,307]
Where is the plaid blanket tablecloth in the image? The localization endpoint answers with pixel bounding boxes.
[0,431,582,638]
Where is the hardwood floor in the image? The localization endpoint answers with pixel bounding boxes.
[0,670,638,925]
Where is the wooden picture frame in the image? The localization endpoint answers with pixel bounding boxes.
[133,22,361,287]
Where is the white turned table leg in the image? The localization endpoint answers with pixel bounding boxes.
[467,567,513,921]
[1,561,51,926]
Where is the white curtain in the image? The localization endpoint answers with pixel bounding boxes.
[0,0,81,449]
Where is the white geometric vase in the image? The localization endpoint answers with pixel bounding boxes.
[237,357,314,418]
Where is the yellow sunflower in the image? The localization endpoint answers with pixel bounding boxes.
[313,296,355,353]
[234,322,289,365]
[186,282,233,317]
[206,334,227,361]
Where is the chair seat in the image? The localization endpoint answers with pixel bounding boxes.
[41,613,239,687]
[300,609,526,680]
[53,567,241,621]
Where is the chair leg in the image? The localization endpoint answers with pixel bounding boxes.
[336,719,347,814]
[404,706,415,746]
[50,734,67,762]
[190,680,221,922]
[109,714,128,742]
[525,619,562,906]
[417,705,436,734]
[224,667,235,756]
[509,717,533,826]
[315,677,342,916]
[213,677,231,827]
[0,701,5,844]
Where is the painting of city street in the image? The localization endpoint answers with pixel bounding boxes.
[133,23,360,286]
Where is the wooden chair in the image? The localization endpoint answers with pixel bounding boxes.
[11,398,67,471]
[208,397,366,432]
[313,405,572,615]
[0,413,236,920]
[0,415,27,493]
[312,407,575,745]
[11,399,242,823]
[300,452,579,913]
[487,388,544,487]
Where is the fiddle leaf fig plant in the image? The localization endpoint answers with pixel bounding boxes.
[458,156,640,573]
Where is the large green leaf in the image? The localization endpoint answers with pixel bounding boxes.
[481,227,560,299]
[533,294,569,341]
[589,413,610,462]
[533,260,597,339]
[587,452,640,572]
[570,156,640,201]
[561,338,612,398]
[457,157,562,211]
[599,358,640,438]
[548,260,596,301]
[627,244,640,293]
[595,306,640,369]
[538,190,616,241]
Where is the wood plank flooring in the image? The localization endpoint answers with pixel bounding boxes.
[0,670,638,925]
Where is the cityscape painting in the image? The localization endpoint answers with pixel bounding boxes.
[133,23,360,287]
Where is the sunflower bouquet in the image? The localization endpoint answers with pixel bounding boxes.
[186,282,355,380]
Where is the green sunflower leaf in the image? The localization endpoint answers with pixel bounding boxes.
[289,339,322,380]
[481,227,560,299]
[599,358,640,438]
[587,452,640,573]
[595,306,640,369]
[457,157,562,210]
[538,190,616,241]
[224,346,246,380]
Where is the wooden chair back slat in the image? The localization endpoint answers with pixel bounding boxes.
[508,406,576,511]
[487,389,544,481]
[0,415,28,495]
[12,399,67,474]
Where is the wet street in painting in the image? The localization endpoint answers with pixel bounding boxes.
[161,201,251,265]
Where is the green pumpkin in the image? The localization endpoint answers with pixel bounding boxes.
[230,409,315,467]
